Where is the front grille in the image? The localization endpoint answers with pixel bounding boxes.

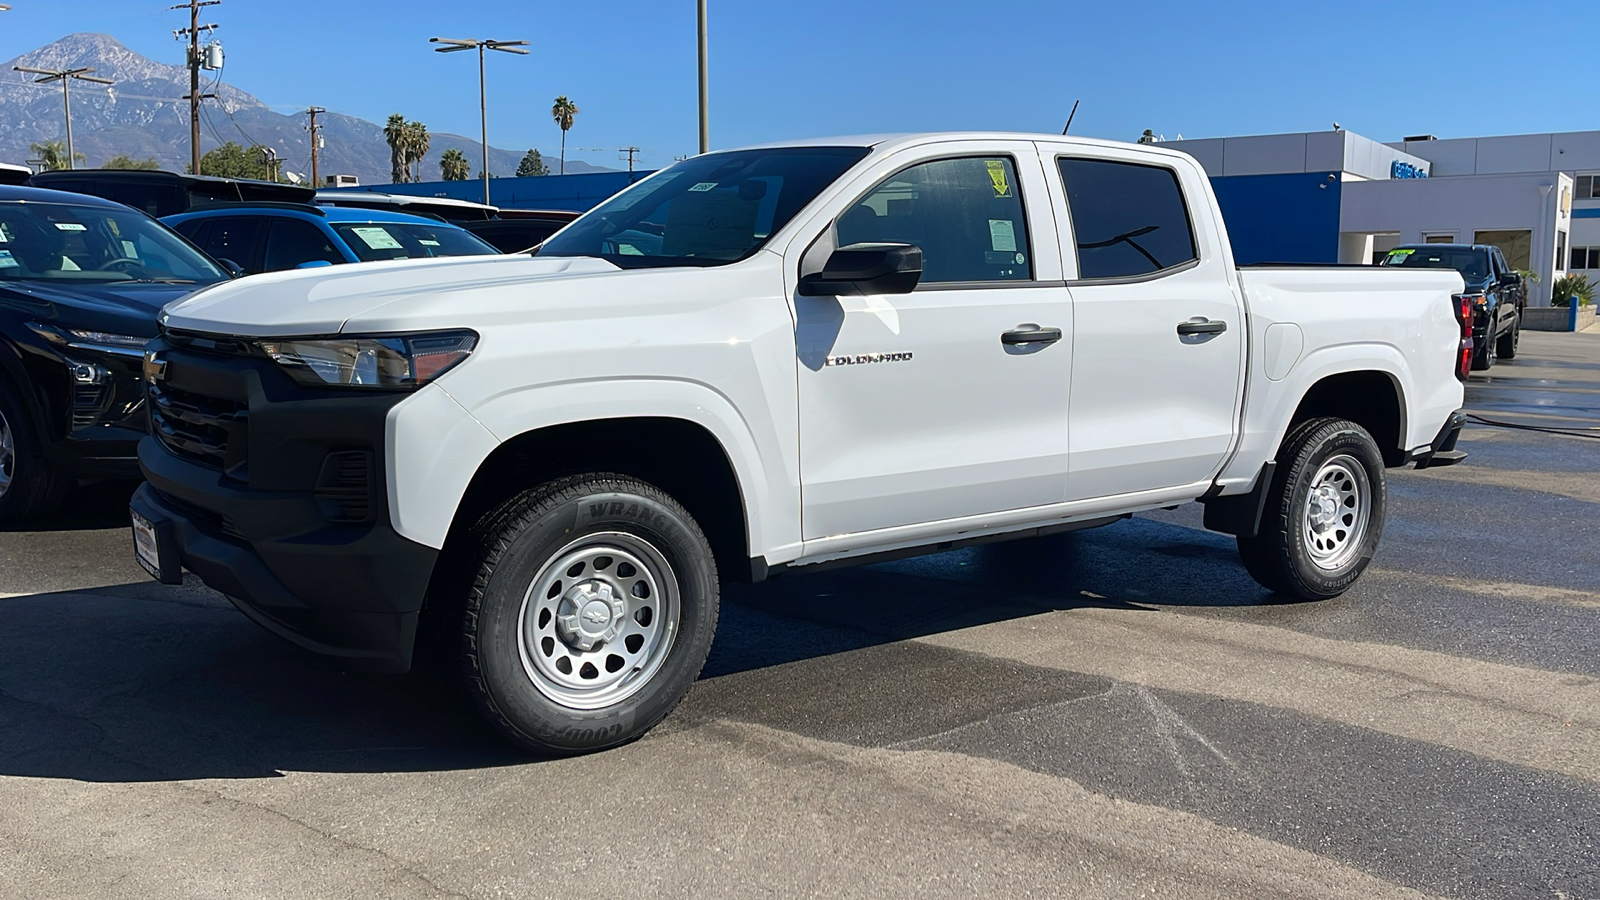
[150,382,248,477]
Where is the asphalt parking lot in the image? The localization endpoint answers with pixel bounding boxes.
[2,331,1597,900]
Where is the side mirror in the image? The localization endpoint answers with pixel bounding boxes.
[296,260,335,270]
[798,242,923,296]
[1501,272,1522,287]
[215,258,245,278]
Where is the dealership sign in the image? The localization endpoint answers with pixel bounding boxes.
[1391,160,1429,179]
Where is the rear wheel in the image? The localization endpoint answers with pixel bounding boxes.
[1236,417,1386,600]
[0,382,70,526]
[454,473,719,755]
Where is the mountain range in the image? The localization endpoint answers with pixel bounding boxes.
[0,33,612,186]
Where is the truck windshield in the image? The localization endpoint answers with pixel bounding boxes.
[536,147,870,268]
[0,200,227,284]
[1381,247,1489,282]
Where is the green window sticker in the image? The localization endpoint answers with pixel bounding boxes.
[1388,248,1414,257]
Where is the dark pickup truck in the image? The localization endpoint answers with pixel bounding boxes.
[1381,243,1525,369]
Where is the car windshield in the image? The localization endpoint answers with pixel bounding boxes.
[332,222,500,263]
[536,147,871,268]
[0,200,227,284]
[1381,247,1490,281]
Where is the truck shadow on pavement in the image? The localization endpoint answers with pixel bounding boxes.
[0,517,1279,782]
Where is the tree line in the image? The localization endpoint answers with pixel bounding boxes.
[26,93,587,184]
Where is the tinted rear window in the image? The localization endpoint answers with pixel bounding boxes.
[1059,158,1197,280]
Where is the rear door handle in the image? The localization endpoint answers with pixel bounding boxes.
[1001,325,1063,345]
[1176,318,1227,336]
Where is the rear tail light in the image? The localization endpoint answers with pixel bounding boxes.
[1451,294,1473,381]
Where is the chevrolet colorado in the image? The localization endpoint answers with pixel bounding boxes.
[129,133,1470,754]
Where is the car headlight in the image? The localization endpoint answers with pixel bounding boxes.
[258,331,478,389]
[25,322,149,356]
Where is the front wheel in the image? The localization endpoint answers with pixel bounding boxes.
[455,473,719,755]
[1471,331,1496,370]
[0,381,70,526]
[1236,417,1386,600]
[1497,319,1520,360]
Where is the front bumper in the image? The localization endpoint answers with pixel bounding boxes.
[133,337,440,672]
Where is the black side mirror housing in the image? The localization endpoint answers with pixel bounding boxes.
[215,258,246,279]
[1501,272,1522,287]
[799,242,922,296]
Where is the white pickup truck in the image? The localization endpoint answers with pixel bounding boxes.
[130,133,1471,754]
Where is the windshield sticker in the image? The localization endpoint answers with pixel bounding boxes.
[986,160,1011,198]
[0,250,16,268]
[688,182,718,192]
[121,240,139,258]
[989,219,1017,252]
[1388,248,1414,257]
[350,226,403,250]
[1015,252,1026,265]
[418,239,440,246]
[54,222,87,232]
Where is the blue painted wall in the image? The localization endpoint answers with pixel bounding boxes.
[1208,172,1342,265]
[325,170,655,213]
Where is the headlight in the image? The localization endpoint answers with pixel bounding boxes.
[257,331,477,389]
[25,322,149,356]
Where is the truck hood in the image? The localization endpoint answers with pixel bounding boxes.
[160,255,624,337]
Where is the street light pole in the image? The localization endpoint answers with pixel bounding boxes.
[431,37,528,207]
[13,66,116,170]
[697,0,709,154]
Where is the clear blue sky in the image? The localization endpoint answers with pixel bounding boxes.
[2,0,1591,170]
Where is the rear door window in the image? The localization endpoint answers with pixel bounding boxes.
[1058,158,1197,280]
[835,156,1031,283]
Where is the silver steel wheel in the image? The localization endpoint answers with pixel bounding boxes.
[0,405,14,499]
[1302,454,1370,571]
[516,531,680,710]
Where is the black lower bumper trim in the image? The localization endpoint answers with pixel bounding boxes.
[1413,410,1468,469]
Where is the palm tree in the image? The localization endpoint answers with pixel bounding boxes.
[440,148,470,181]
[406,120,430,183]
[383,114,408,183]
[551,96,579,175]
[30,140,84,172]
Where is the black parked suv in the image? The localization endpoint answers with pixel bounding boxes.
[28,169,313,219]
[0,185,230,522]
[1381,243,1525,369]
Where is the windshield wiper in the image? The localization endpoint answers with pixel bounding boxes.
[129,278,199,284]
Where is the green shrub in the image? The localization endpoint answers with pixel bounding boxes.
[1552,273,1595,308]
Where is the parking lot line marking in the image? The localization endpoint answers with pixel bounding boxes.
[914,608,1600,784]
[1396,464,1600,504]
[1371,571,1600,610]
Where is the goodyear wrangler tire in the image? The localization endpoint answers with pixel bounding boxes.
[460,474,719,755]
[1235,417,1386,601]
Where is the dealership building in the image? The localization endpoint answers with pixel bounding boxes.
[1167,129,1596,306]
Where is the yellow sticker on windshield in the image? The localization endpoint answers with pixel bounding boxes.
[1388,248,1414,257]
[986,160,1011,198]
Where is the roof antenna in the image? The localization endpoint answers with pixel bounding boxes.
[1062,99,1080,135]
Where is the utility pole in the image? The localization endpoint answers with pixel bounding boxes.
[697,0,709,154]
[304,106,325,187]
[172,0,221,175]
[13,66,115,170]
[620,147,640,172]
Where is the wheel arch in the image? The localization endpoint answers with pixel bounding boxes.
[1284,368,1408,467]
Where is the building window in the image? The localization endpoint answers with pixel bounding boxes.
[1473,230,1533,271]
[1556,231,1568,273]
[1577,174,1600,199]
[1572,246,1600,270]
[1423,233,1456,244]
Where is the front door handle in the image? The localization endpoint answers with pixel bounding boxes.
[1001,324,1063,345]
[1176,318,1228,336]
